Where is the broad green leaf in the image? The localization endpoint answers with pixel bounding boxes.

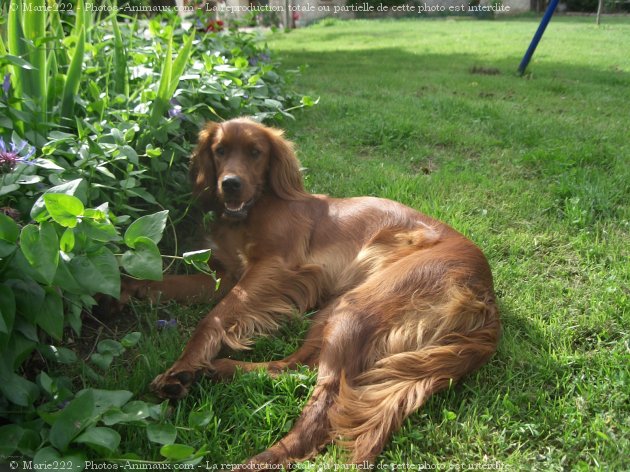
[0,424,23,457]
[121,237,163,281]
[19,223,60,285]
[188,410,213,429]
[159,443,194,461]
[124,210,169,248]
[0,212,19,243]
[33,447,62,469]
[60,228,75,252]
[147,423,177,445]
[79,219,120,243]
[74,426,121,454]
[40,345,78,365]
[31,179,87,221]
[0,284,16,335]
[44,193,84,228]
[86,389,134,416]
[102,400,151,426]
[53,259,84,294]
[97,339,125,356]
[90,352,113,370]
[49,390,96,452]
[35,450,86,472]
[36,289,64,341]
[183,249,211,264]
[121,331,141,348]
[69,247,120,298]
[0,362,40,407]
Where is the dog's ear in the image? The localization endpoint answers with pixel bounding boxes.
[190,122,219,211]
[266,127,307,200]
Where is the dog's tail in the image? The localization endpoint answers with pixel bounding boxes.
[329,310,500,462]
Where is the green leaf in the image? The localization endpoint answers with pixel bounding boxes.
[79,219,120,243]
[19,222,60,285]
[0,212,19,243]
[124,210,169,248]
[159,443,194,460]
[90,352,113,370]
[74,426,121,454]
[33,447,62,469]
[103,400,152,426]
[69,247,120,298]
[183,249,211,264]
[49,390,96,452]
[33,447,86,472]
[188,410,213,429]
[147,423,177,445]
[0,285,16,335]
[87,389,133,416]
[121,331,141,348]
[60,228,75,252]
[300,95,319,107]
[31,179,87,221]
[39,344,78,365]
[44,193,85,228]
[0,424,24,457]
[121,237,163,281]
[97,339,125,356]
[36,289,64,341]
[0,362,40,407]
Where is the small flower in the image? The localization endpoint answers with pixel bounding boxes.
[2,74,10,97]
[249,53,271,67]
[157,318,177,330]
[168,98,183,119]
[0,136,36,173]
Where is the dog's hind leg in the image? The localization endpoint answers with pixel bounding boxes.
[240,304,371,468]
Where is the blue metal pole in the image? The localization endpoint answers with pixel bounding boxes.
[518,0,560,75]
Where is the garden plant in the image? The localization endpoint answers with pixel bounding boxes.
[0,0,313,467]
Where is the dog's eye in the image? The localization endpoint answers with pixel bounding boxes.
[250,148,261,159]
[214,145,226,157]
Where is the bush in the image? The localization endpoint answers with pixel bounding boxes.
[0,0,314,463]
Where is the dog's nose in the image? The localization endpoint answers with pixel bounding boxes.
[221,175,242,195]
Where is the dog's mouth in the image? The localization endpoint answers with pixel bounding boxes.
[223,198,255,219]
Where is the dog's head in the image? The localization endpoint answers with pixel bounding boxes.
[190,118,306,220]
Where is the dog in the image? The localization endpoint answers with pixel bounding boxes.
[125,118,500,466]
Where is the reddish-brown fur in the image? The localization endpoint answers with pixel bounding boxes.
[128,118,500,466]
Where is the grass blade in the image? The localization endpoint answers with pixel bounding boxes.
[22,0,48,121]
[148,26,174,127]
[48,1,69,68]
[168,31,195,97]
[60,26,85,123]
[7,0,29,101]
[111,6,129,97]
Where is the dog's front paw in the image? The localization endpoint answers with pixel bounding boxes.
[150,366,199,400]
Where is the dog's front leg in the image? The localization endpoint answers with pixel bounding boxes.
[150,260,309,399]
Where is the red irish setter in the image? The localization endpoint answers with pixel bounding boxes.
[125,118,500,466]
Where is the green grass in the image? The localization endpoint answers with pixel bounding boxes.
[101,17,629,470]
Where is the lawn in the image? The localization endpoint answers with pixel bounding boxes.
[107,17,629,470]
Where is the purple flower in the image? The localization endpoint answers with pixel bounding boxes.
[157,318,177,330]
[2,74,10,97]
[0,136,36,173]
[248,53,271,67]
[168,98,183,119]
